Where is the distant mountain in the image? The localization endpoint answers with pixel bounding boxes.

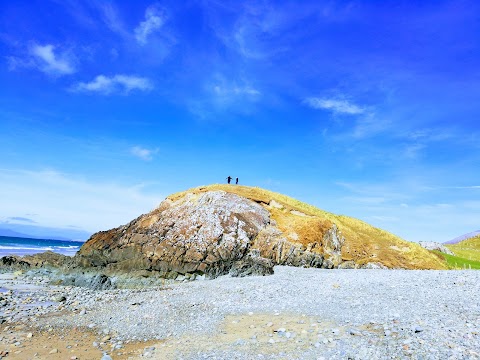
[0,229,34,238]
[0,223,90,241]
[445,230,480,245]
[0,228,71,241]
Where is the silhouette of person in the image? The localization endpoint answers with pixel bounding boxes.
[236,177,239,185]
[227,176,232,184]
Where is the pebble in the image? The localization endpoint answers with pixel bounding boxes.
[415,326,424,333]
[349,329,361,336]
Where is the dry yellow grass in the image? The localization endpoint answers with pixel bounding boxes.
[168,184,448,269]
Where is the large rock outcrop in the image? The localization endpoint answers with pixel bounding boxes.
[73,190,344,278]
[419,241,454,255]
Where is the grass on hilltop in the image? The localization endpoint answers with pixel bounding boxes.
[433,251,480,270]
[446,235,480,263]
[168,184,448,270]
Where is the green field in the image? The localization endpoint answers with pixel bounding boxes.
[446,235,480,263]
[433,251,480,270]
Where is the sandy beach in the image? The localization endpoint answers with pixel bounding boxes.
[0,267,479,360]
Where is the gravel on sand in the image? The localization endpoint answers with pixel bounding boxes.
[1,267,479,359]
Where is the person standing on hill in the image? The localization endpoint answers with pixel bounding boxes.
[226,176,232,184]
[236,177,239,185]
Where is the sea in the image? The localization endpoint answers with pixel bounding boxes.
[0,235,84,257]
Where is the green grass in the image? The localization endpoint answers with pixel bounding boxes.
[433,251,480,270]
[446,235,480,262]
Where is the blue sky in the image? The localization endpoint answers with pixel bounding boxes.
[0,0,479,242]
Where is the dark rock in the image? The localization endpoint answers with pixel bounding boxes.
[23,251,71,268]
[59,273,116,290]
[55,295,67,302]
[229,250,274,277]
[0,256,30,270]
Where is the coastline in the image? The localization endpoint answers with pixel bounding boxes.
[0,235,84,258]
[0,267,479,359]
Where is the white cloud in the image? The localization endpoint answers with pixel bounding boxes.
[73,74,153,94]
[0,169,164,233]
[188,75,261,118]
[29,44,76,76]
[304,97,365,115]
[131,146,158,161]
[135,6,165,45]
[213,84,261,97]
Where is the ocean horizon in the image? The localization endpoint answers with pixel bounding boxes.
[0,235,84,257]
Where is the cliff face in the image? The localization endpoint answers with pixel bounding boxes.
[75,190,344,278]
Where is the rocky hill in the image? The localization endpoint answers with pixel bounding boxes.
[72,185,446,279]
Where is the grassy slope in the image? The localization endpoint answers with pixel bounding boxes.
[446,235,480,263]
[433,251,480,270]
[168,185,447,270]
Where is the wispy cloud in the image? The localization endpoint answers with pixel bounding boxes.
[6,216,37,224]
[130,146,158,161]
[404,143,426,159]
[96,2,129,37]
[187,75,261,119]
[213,83,261,97]
[304,97,365,115]
[73,74,153,95]
[425,185,480,191]
[135,5,165,45]
[11,44,77,76]
[351,114,390,139]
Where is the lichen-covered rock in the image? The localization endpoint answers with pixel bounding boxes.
[71,189,347,279]
[322,224,344,266]
[75,191,271,278]
[251,226,326,268]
